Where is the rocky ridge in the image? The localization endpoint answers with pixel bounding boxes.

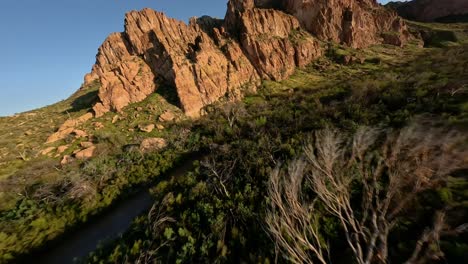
[83,0,410,118]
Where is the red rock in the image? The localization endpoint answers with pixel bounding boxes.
[281,0,410,48]
[46,113,93,143]
[226,2,322,80]
[57,145,69,154]
[80,141,94,148]
[159,111,176,122]
[46,127,74,144]
[88,9,260,118]
[41,147,56,156]
[139,124,155,133]
[81,0,410,118]
[75,146,96,160]
[72,130,88,139]
[61,155,74,165]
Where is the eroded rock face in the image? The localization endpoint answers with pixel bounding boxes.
[281,0,410,48]
[226,1,322,80]
[84,0,409,119]
[88,9,260,118]
[90,33,157,117]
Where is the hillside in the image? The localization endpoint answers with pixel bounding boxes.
[387,0,468,22]
[0,0,468,263]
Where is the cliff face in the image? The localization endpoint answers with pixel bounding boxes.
[281,0,409,48]
[90,9,260,117]
[84,0,409,118]
[388,0,468,22]
[225,0,322,80]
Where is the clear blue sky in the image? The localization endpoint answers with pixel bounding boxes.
[0,0,399,116]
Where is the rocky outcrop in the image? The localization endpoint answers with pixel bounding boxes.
[88,9,260,118]
[279,0,410,48]
[90,33,158,117]
[84,0,409,118]
[225,0,322,80]
[75,146,96,160]
[387,0,468,22]
[46,113,93,143]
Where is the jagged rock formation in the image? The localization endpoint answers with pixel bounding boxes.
[89,9,260,117]
[280,0,410,48]
[225,0,322,80]
[84,0,409,118]
[387,0,468,22]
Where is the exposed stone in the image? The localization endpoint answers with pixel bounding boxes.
[92,51,157,117]
[80,141,94,148]
[156,124,165,130]
[46,113,93,143]
[41,147,56,156]
[61,155,74,165]
[83,72,99,87]
[159,111,176,122]
[226,2,322,80]
[139,124,155,133]
[46,127,74,144]
[140,138,168,153]
[280,0,410,48]
[87,8,260,118]
[57,145,69,154]
[93,122,104,129]
[73,130,88,139]
[75,146,96,160]
[81,0,410,118]
[112,115,120,124]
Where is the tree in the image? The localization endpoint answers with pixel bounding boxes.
[267,124,468,264]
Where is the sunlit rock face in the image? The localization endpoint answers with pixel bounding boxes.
[85,0,409,118]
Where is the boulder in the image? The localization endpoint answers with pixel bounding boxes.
[46,113,93,143]
[159,111,176,122]
[140,138,168,153]
[80,141,94,148]
[112,115,120,124]
[57,145,69,154]
[72,130,88,139]
[75,146,96,160]
[139,124,155,133]
[46,127,74,144]
[41,147,56,156]
[61,155,74,165]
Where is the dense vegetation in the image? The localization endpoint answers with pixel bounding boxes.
[0,22,467,263]
[87,35,468,262]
